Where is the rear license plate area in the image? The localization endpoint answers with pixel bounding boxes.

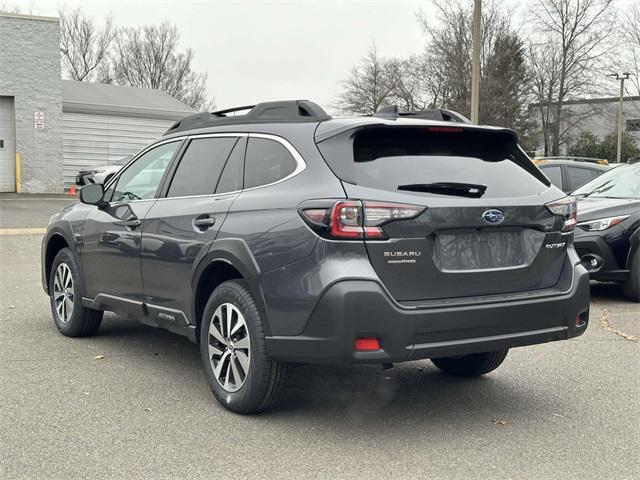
[433,228,545,271]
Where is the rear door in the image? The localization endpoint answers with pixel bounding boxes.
[140,134,245,324]
[318,126,569,302]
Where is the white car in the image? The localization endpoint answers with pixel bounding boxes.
[75,156,132,186]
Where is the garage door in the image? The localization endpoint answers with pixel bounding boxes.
[0,97,16,192]
[62,113,176,187]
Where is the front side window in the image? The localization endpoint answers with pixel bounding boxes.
[244,137,298,189]
[167,137,238,198]
[109,141,179,202]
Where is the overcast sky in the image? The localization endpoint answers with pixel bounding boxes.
[12,0,635,112]
[19,0,439,112]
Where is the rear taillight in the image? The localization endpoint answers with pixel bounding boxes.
[330,201,362,238]
[545,196,577,232]
[300,199,425,240]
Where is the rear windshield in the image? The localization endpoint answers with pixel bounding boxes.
[318,127,549,198]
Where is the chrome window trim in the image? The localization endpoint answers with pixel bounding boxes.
[156,132,307,201]
[154,191,240,202]
[103,131,307,204]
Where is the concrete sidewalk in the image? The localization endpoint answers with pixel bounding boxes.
[0,193,76,230]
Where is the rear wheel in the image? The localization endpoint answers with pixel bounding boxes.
[200,280,290,414]
[622,247,640,302]
[49,248,103,337]
[431,349,508,377]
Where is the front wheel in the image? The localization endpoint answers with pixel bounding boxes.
[49,248,103,337]
[431,349,508,377]
[200,280,290,414]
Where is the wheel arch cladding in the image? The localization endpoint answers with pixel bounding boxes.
[44,233,70,294]
[193,261,244,333]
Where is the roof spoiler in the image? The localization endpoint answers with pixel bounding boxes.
[373,105,471,124]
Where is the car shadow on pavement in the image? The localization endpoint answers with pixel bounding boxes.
[94,314,570,430]
[589,281,628,303]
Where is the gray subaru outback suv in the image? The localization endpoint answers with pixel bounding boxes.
[42,100,590,413]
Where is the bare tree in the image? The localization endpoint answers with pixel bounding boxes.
[529,41,561,155]
[59,8,114,82]
[335,44,395,115]
[385,56,432,111]
[529,0,614,155]
[416,0,533,135]
[105,22,214,111]
[620,2,640,98]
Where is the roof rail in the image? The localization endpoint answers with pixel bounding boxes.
[165,100,331,134]
[534,156,609,166]
[372,105,471,124]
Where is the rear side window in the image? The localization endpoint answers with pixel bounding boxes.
[319,127,549,198]
[565,167,599,191]
[244,137,297,189]
[167,137,238,198]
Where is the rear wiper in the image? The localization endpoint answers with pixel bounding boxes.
[397,182,487,198]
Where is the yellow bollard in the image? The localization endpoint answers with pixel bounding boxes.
[15,153,21,193]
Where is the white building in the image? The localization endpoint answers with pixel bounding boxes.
[532,96,640,157]
[61,80,194,188]
[0,13,194,193]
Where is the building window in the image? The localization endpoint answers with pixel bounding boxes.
[626,119,640,132]
[0,140,4,149]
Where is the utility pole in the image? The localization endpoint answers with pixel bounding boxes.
[607,72,631,163]
[470,0,481,124]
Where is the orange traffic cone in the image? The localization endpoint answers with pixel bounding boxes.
[68,184,76,196]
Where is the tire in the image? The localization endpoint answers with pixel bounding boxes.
[622,247,640,302]
[200,280,290,414]
[431,349,508,377]
[49,247,103,337]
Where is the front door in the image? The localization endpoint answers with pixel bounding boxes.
[141,135,246,324]
[80,140,182,307]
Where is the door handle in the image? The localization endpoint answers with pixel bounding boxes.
[126,219,142,228]
[193,216,215,230]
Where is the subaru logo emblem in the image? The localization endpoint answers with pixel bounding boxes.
[482,209,504,224]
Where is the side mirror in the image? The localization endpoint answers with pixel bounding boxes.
[80,183,106,207]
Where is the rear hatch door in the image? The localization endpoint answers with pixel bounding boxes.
[317,125,569,302]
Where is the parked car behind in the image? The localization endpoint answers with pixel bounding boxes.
[573,163,640,301]
[42,100,590,413]
[536,159,610,194]
[76,156,132,186]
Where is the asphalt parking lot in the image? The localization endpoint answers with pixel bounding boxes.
[0,195,638,479]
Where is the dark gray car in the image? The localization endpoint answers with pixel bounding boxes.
[41,101,590,413]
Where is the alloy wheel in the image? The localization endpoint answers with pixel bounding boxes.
[208,303,251,393]
[53,263,74,324]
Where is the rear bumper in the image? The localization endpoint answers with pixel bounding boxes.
[265,263,590,364]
